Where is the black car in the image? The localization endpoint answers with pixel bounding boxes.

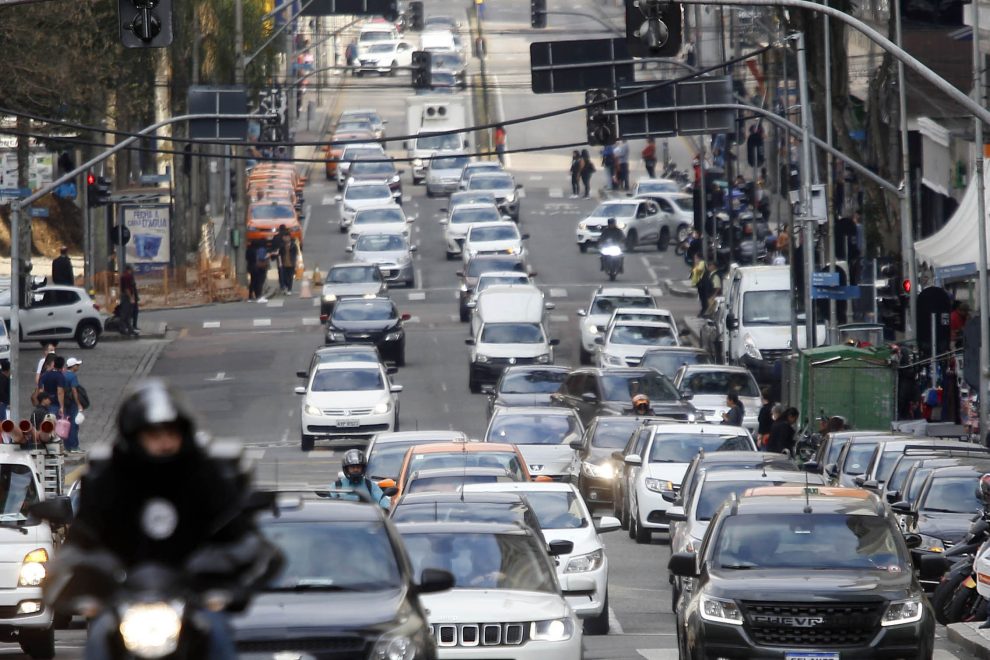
[573,416,646,510]
[347,157,403,204]
[488,365,571,417]
[231,496,452,659]
[457,254,529,321]
[430,51,467,87]
[325,297,411,365]
[549,367,698,427]
[639,346,711,378]
[390,490,544,536]
[668,486,936,659]
[895,464,987,560]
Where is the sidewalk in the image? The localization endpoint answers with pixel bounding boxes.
[948,622,990,658]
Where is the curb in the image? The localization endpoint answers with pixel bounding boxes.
[948,622,990,659]
[664,278,696,298]
[100,321,169,342]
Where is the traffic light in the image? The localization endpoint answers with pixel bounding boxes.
[87,173,112,207]
[531,0,547,28]
[408,1,424,30]
[411,50,432,90]
[902,278,912,294]
[585,89,617,146]
[624,0,682,59]
[118,0,173,48]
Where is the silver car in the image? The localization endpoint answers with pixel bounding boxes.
[463,171,521,221]
[425,153,471,197]
[347,231,417,288]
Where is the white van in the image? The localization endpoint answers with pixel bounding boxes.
[465,285,558,393]
[356,23,399,59]
[419,30,456,53]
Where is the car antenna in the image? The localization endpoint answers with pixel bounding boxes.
[802,466,813,514]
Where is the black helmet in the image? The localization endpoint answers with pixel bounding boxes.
[342,449,367,484]
[607,217,617,227]
[117,379,196,453]
[980,474,990,505]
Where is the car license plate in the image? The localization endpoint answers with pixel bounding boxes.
[785,653,839,660]
[336,419,360,428]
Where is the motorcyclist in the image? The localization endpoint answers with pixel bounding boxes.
[48,379,280,659]
[632,394,655,416]
[328,449,391,509]
[599,218,626,272]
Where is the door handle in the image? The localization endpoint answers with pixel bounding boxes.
[47,312,54,317]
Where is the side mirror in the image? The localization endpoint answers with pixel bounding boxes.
[296,371,307,379]
[382,486,399,497]
[903,532,923,550]
[417,568,456,594]
[386,366,399,375]
[480,384,495,395]
[397,169,406,175]
[580,392,598,403]
[521,233,530,240]
[668,551,698,578]
[593,336,604,345]
[409,245,418,252]
[345,246,354,253]
[455,271,464,278]
[465,338,475,346]
[515,184,523,190]
[885,490,901,504]
[334,194,343,202]
[680,389,694,400]
[545,302,556,310]
[576,309,587,317]
[890,501,916,518]
[548,540,574,556]
[802,460,820,473]
[549,338,560,347]
[378,478,397,489]
[439,207,449,213]
[666,506,687,522]
[390,384,404,393]
[594,516,621,533]
[294,386,306,395]
[568,439,584,451]
[661,490,678,503]
[862,479,880,491]
[401,313,412,321]
[853,475,866,487]
[624,454,642,466]
[29,496,73,526]
[725,314,738,330]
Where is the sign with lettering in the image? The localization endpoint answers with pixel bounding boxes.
[121,204,171,273]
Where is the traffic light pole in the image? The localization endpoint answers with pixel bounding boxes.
[972,0,989,443]
[234,0,247,286]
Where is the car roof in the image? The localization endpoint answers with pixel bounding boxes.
[877,438,982,451]
[395,521,529,536]
[610,320,674,329]
[396,491,529,506]
[702,468,810,483]
[467,254,525,264]
[313,344,379,355]
[411,442,518,454]
[594,287,652,297]
[467,221,517,230]
[409,467,514,479]
[579,366,664,375]
[334,296,393,305]
[329,262,380,270]
[502,365,571,374]
[491,406,577,417]
[597,198,641,207]
[927,464,990,478]
[452,202,500,212]
[372,431,468,443]
[314,361,384,372]
[734,486,884,516]
[260,495,385,523]
[650,423,747,435]
[612,307,671,314]
[643,347,708,355]
[478,271,530,279]
[693,450,790,465]
[345,178,390,186]
[463,481,576,494]
[677,364,754,374]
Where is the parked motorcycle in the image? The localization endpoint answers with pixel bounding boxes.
[922,515,990,624]
[600,244,624,281]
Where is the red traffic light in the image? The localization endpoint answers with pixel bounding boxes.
[902,279,912,294]
[86,173,95,186]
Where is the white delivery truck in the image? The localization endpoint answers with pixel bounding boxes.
[404,95,470,184]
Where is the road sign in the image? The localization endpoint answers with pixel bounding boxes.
[53,182,77,200]
[29,207,48,218]
[615,76,734,138]
[811,271,840,287]
[0,187,31,199]
[188,86,248,141]
[811,285,861,300]
[530,38,635,94]
[301,0,398,18]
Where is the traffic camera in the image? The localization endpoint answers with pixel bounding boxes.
[531,0,547,28]
[624,0,682,59]
[118,0,173,48]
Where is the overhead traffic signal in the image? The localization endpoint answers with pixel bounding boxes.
[411,50,432,90]
[408,1,424,30]
[585,89,617,147]
[624,0,682,59]
[531,0,547,28]
[87,173,112,207]
[118,0,173,47]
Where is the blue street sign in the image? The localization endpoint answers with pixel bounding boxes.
[53,182,77,200]
[0,187,31,199]
[811,271,840,287]
[811,285,861,300]
[29,207,48,218]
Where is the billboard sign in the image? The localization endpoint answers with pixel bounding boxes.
[121,204,171,273]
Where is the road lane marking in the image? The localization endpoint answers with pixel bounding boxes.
[549,288,568,298]
[550,314,569,324]
[302,203,312,238]
[414,268,422,287]
[253,318,272,327]
[548,187,563,198]
[321,194,336,205]
[440,382,448,392]
[205,372,233,382]
[266,298,284,308]
[640,255,658,281]
[408,291,426,301]
[313,298,321,306]
[203,321,221,329]
[637,651,677,659]
[302,317,320,326]
[608,606,623,634]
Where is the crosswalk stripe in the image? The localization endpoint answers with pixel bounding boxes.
[302,317,320,326]
[203,321,221,329]
[549,288,568,298]
[313,297,321,306]
[253,318,272,327]
[266,298,284,308]
[548,187,563,198]
[408,291,426,301]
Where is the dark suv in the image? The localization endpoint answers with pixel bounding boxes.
[324,296,411,365]
[550,367,698,427]
[231,495,453,659]
[669,486,935,659]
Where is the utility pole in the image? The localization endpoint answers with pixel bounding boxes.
[824,1,838,343]
[796,33,817,349]
[893,0,917,339]
[233,0,247,285]
[972,0,990,441]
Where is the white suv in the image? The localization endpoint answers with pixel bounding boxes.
[0,285,106,348]
[575,286,656,365]
[575,198,669,252]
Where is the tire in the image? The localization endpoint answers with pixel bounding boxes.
[584,591,610,635]
[396,350,406,367]
[627,505,636,539]
[469,374,481,394]
[946,582,981,623]
[608,268,617,281]
[658,227,671,251]
[676,223,691,243]
[389,61,398,76]
[18,627,54,659]
[932,569,968,624]
[634,505,651,544]
[579,346,593,365]
[625,231,638,252]
[426,187,435,198]
[393,415,400,432]
[459,305,470,323]
[579,242,588,253]
[75,321,100,349]
[301,433,315,452]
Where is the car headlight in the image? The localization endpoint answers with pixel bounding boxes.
[700,595,743,625]
[118,602,184,658]
[582,461,614,480]
[587,325,600,336]
[18,548,47,587]
[645,478,673,493]
[374,400,392,415]
[304,403,323,416]
[565,548,605,573]
[743,334,762,360]
[412,158,423,167]
[322,293,337,302]
[371,633,420,660]
[881,597,923,626]
[578,221,588,231]
[390,174,401,183]
[535,353,551,364]
[327,331,346,342]
[530,617,574,642]
[385,331,403,341]
[917,534,946,553]
[475,354,490,364]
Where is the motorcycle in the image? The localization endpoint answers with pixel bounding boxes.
[600,244,624,281]
[922,514,990,624]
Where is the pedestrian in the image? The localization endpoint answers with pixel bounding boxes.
[613,139,630,191]
[767,406,798,455]
[345,40,357,73]
[642,138,657,178]
[493,124,507,166]
[62,357,86,453]
[38,355,66,418]
[120,265,139,335]
[721,392,744,426]
[601,143,615,190]
[0,359,9,422]
[950,301,970,348]
[699,260,721,316]
[30,392,53,434]
[579,149,595,198]
[569,150,582,198]
[273,225,299,295]
[690,252,707,316]
[51,246,74,286]
[35,343,57,387]
[250,241,270,303]
[757,387,774,449]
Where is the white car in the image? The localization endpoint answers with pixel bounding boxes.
[575,198,668,252]
[595,320,679,368]
[464,271,533,310]
[336,180,396,233]
[0,322,9,360]
[0,285,106,349]
[457,161,503,189]
[463,172,520,221]
[357,39,414,75]
[632,178,682,196]
[463,482,620,634]
[624,423,756,544]
[398,521,584,659]
[575,286,656,365]
[461,222,528,262]
[603,306,679,338]
[672,364,763,434]
[484,406,583,480]
[634,190,695,245]
[441,202,503,259]
[335,143,386,191]
[348,205,412,249]
[425,153,471,197]
[294,360,402,451]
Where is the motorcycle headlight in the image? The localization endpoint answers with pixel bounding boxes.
[385,330,403,341]
[917,534,946,553]
[371,633,420,660]
[743,334,762,360]
[304,404,323,416]
[603,353,625,366]
[582,461,614,480]
[18,548,47,587]
[322,293,337,302]
[645,478,673,493]
[881,597,923,627]
[565,548,605,573]
[118,601,184,658]
[530,617,574,642]
[475,354,490,364]
[615,221,626,230]
[535,353,551,364]
[374,400,392,414]
[412,158,423,167]
[700,595,743,626]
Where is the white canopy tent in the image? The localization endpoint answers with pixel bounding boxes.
[915,167,990,277]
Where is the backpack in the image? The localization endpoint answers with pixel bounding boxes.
[75,385,90,409]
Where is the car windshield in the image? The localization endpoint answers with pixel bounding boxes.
[591,295,653,315]
[590,203,637,218]
[367,43,394,53]
[336,123,373,134]
[886,457,920,493]
[637,181,679,193]
[342,113,380,126]
[332,300,395,321]
[480,323,545,344]
[742,291,792,325]
[841,442,879,475]
[416,133,463,151]
[469,175,514,190]
[345,185,392,201]
[696,479,791,521]
[0,465,39,522]
[263,521,401,591]
[609,324,675,346]
[408,452,524,478]
[354,208,404,225]
[469,225,518,242]
[327,266,381,283]
[251,204,295,219]
[451,207,501,224]
[649,433,752,463]
[431,72,457,86]
[488,414,581,445]
[591,418,640,448]
[355,234,408,252]
[466,257,524,276]
[366,442,420,480]
[407,474,512,493]
[478,275,529,292]
[403,531,557,592]
[350,160,396,176]
[681,371,760,397]
[432,155,470,170]
[316,349,379,365]
[341,147,383,161]
[311,369,383,392]
[712,513,908,571]
[394,501,529,525]
[462,165,500,180]
[499,369,567,394]
[524,491,587,529]
[921,476,983,513]
[599,373,680,402]
[673,197,694,212]
[359,31,392,43]
[452,191,497,206]
[640,350,711,377]
[432,53,464,68]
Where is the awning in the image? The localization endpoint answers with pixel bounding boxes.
[914,165,990,275]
